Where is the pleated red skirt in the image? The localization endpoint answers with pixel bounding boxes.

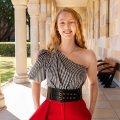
[29,98,91,120]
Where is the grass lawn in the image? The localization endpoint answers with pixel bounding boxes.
[0,57,31,84]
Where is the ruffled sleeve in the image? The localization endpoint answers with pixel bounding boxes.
[28,49,51,82]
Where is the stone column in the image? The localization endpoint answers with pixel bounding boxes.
[39,0,47,50]
[51,0,56,21]
[11,1,28,83]
[39,19,46,49]
[0,81,5,109]
[28,3,40,64]
[46,17,51,47]
[46,0,51,47]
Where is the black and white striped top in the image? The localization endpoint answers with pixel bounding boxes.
[29,49,87,89]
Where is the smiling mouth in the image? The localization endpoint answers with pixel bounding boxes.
[63,31,72,34]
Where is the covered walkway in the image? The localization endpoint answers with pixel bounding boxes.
[0,0,120,119]
[0,81,120,120]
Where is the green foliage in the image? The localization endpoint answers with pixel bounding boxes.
[0,0,14,41]
[0,42,30,57]
[0,0,30,42]
[0,42,15,56]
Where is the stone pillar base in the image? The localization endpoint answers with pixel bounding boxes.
[0,93,6,109]
[13,74,29,83]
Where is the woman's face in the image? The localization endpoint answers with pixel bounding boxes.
[57,11,76,41]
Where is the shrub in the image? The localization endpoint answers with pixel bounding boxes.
[0,42,30,57]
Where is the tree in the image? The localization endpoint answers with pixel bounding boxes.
[0,0,14,42]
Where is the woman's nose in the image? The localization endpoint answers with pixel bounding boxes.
[64,22,70,29]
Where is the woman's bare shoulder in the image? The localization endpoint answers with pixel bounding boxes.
[85,49,96,57]
[83,49,97,66]
[76,48,97,66]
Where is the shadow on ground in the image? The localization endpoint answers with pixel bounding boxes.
[0,109,20,120]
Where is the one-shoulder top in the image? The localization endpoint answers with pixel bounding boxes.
[29,49,87,89]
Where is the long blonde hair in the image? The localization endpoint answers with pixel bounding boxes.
[47,7,86,52]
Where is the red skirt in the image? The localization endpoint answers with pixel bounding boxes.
[29,98,91,120]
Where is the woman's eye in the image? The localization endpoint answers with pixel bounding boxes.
[70,21,75,24]
[60,22,65,25]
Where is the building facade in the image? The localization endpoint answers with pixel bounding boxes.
[10,0,120,85]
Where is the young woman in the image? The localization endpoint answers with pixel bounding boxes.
[29,7,98,120]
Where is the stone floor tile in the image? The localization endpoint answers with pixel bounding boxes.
[97,95,107,101]
[110,101,120,108]
[103,88,120,95]
[114,108,120,119]
[93,108,118,119]
[95,101,112,108]
[0,109,20,120]
[106,95,120,101]
[92,118,119,120]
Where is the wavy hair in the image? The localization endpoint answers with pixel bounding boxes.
[47,7,86,52]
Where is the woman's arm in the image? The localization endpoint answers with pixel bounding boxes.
[87,50,98,116]
[31,81,41,110]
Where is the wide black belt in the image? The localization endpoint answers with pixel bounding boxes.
[47,87,82,102]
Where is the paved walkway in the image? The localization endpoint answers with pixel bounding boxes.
[0,81,120,120]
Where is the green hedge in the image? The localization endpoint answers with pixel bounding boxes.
[0,42,30,57]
